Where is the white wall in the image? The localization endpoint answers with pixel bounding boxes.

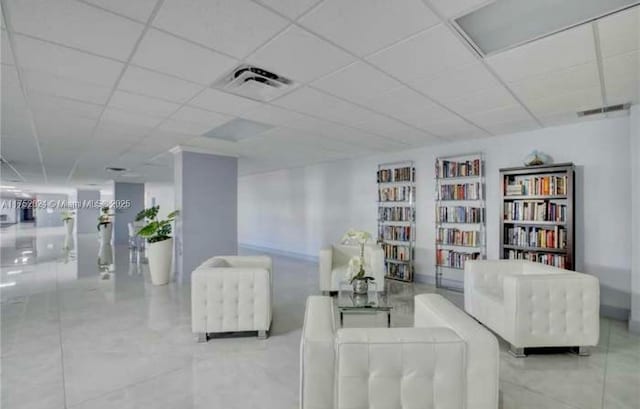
[144,182,175,219]
[239,117,632,314]
[0,199,18,223]
[630,106,640,332]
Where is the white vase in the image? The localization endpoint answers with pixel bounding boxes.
[99,222,112,244]
[64,218,74,235]
[147,238,173,286]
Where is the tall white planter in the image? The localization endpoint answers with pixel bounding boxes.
[147,238,173,286]
[99,222,112,244]
[64,218,74,235]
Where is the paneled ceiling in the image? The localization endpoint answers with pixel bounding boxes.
[1,0,638,184]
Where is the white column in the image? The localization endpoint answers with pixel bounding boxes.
[630,105,640,334]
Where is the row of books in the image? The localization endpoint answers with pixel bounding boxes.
[435,159,481,178]
[382,244,412,261]
[379,186,414,202]
[503,201,567,223]
[437,183,481,201]
[505,175,567,196]
[436,228,480,247]
[506,250,567,268]
[386,263,412,281]
[436,250,480,269]
[436,206,484,223]
[377,166,415,183]
[379,225,413,242]
[505,226,567,249]
[378,206,415,222]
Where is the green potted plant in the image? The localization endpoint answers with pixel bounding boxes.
[342,229,375,294]
[135,205,179,285]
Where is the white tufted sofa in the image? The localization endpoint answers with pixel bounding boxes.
[319,244,385,293]
[464,260,600,356]
[191,255,272,341]
[300,294,499,409]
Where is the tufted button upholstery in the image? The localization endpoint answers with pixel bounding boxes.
[191,256,272,335]
[319,244,385,292]
[464,260,599,349]
[300,294,499,409]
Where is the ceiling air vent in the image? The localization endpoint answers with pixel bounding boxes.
[105,167,127,173]
[577,103,631,117]
[213,64,296,102]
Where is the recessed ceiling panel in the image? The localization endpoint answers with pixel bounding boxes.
[203,118,274,142]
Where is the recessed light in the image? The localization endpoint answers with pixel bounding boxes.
[0,282,16,288]
[0,185,16,189]
[6,270,22,275]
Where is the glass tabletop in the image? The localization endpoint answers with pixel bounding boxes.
[337,281,392,311]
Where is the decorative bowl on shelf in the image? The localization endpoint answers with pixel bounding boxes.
[523,150,552,166]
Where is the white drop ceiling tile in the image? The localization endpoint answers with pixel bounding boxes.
[170,106,233,127]
[538,112,607,128]
[428,0,492,18]
[237,104,311,126]
[14,35,124,87]
[602,50,639,85]
[384,128,443,146]
[247,25,354,83]
[310,122,408,150]
[509,62,600,102]
[93,122,149,142]
[606,79,639,105]
[420,117,488,139]
[1,108,32,138]
[311,61,401,105]
[365,86,461,128]
[486,24,596,83]
[108,90,180,118]
[351,113,415,136]
[7,0,144,60]
[410,62,500,101]
[102,107,165,128]
[256,0,322,19]
[29,94,103,120]
[34,113,97,138]
[157,119,213,136]
[464,104,533,128]
[83,0,158,22]
[259,126,363,153]
[132,29,239,85]
[597,6,640,58]
[118,66,204,103]
[525,87,603,118]
[442,85,516,115]
[1,64,25,102]
[154,0,288,59]
[483,118,540,136]
[299,0,439,56]
[189,88,261,116]
[2,30,15,65]
[367,24,477,84]
[22,69,112,105]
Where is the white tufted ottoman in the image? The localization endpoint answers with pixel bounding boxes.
[464,260,600,357]
[191,256,272,341]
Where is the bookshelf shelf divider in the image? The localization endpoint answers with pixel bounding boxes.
[377,160,416,282]
[435,153,486,291]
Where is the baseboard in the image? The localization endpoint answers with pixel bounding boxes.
[629,319,640,335]
[239,243,319,262]
[599,304,630,321]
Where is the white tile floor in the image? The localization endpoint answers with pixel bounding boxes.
[1,224,638,409]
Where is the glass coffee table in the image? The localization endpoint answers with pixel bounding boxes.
[337,282,392,327]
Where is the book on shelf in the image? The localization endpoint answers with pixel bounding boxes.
[378,186,415,202]
[504,175,567,196]
[437,182,480,200]
[379,225,413,242]
[377,166,415,183]
[506,226,566,249]
[436,228,479,247]
[506,249,567,269]
[386,263,411,281]
[382,243,412,261]
[379,206,415,222]
[436,206,484,223]
[503,201,566,223]
[436,158,481,178]
[436,249,480,269]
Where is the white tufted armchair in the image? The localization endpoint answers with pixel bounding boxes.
[464,260,600,357]
[300,294,499,409]
[319,244,385,293]
[191,255,272,341]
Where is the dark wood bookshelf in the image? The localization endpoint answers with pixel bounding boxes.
[499,163,575,270]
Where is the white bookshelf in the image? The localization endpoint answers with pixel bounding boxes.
[434,153,486,291]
